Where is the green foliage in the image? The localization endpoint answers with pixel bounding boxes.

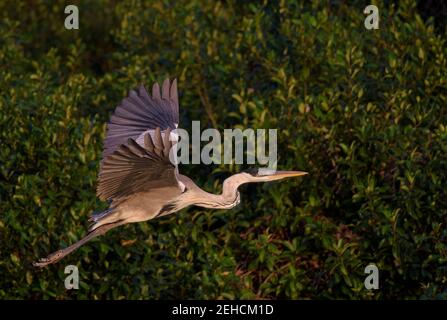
[0,0,446,299]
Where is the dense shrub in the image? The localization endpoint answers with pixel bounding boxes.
[0,0,446,299]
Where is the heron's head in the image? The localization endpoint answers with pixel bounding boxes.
[242,168,308,183]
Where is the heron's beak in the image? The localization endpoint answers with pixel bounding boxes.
[272,170,308,179]
[260,170,308,182]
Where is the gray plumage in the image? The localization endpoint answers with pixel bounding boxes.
[103,79,179,159]
[33,78,307,268]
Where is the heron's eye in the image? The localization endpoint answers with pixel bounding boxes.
[243,168,259,176]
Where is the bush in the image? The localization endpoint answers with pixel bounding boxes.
[0,0,446,299]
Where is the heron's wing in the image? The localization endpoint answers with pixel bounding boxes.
[97,128,180,207]
[103,78,179,159]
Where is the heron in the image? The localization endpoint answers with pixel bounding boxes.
[33,78,307,268]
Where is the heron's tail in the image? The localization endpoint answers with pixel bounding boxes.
[89,208,114,223]
[88,207,123,232]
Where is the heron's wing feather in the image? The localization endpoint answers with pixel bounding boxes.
[103,78,179,158]
[97,129,179,207]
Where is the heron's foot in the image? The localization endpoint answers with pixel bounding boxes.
[33,249,65,268]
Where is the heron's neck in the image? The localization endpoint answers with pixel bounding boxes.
[186,174,246,209]
[189,187,238,209]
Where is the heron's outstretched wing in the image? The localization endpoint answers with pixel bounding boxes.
[103,78,179,159]
[97,128,180,207]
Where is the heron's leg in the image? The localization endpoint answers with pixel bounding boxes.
[33,220,124,268]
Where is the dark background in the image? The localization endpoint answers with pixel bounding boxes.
[0,0,446,299]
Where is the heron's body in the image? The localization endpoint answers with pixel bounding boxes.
[34,78,306,268]
[90,174,241,230]
[91,186,182,227]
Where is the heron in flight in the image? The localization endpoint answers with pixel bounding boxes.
[34,79,307,267]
